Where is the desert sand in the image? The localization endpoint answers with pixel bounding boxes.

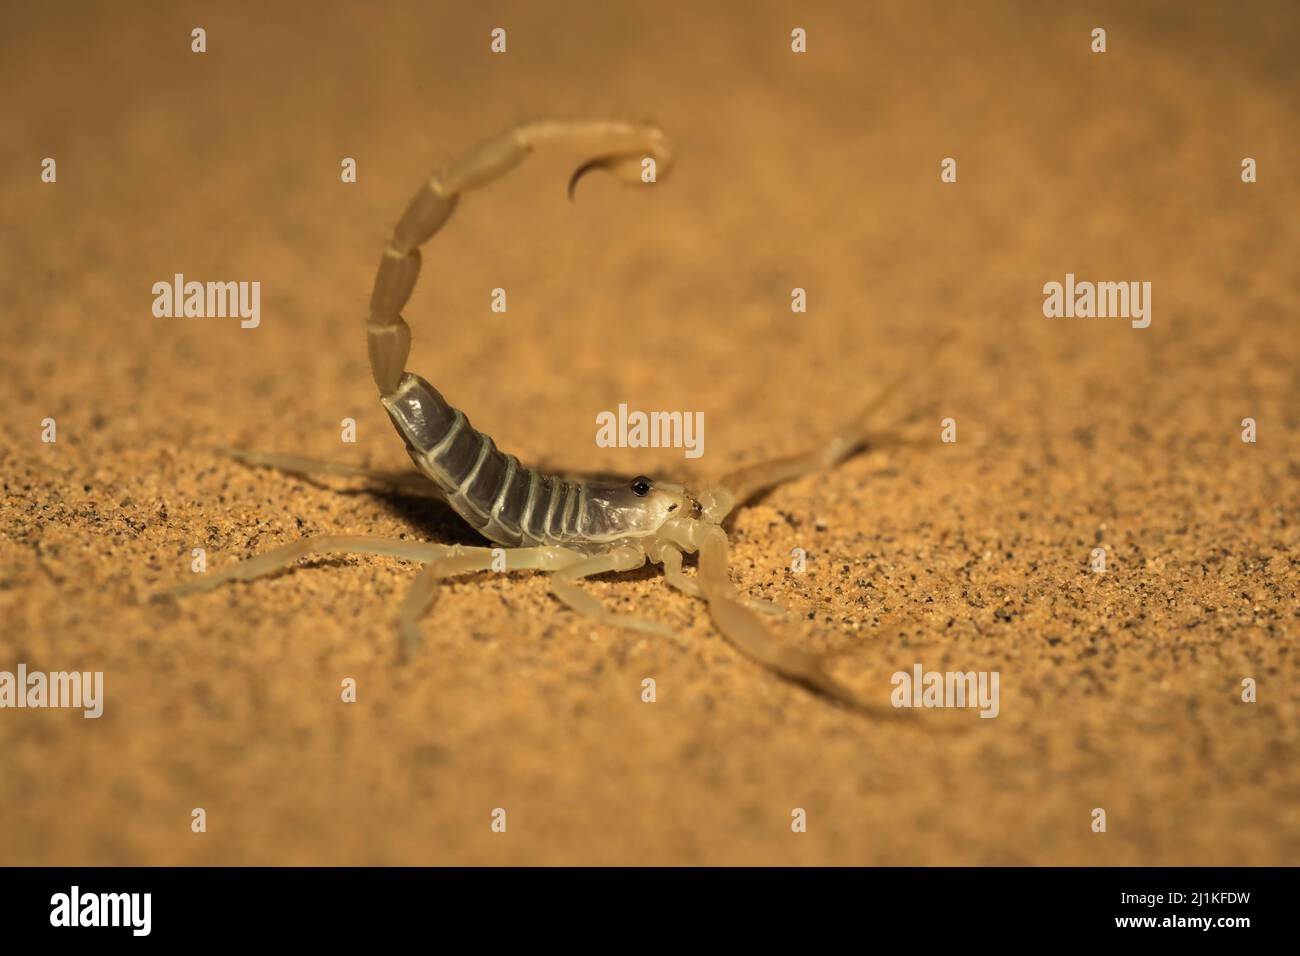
[1,1,1296,865]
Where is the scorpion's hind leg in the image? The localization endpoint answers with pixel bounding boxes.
[162,535,450,599]
[548,545,682,643]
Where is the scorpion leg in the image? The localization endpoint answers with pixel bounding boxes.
[654,542,785,616]
[549,545,681,642]
[397,545,584,648]
[163,535,449,598]
[707,379,915,522]
[705,332,957,522]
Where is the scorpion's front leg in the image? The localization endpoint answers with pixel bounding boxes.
[652,540,785,617]
[702,332,957,523]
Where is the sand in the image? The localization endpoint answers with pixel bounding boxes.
[1,1,1296,865]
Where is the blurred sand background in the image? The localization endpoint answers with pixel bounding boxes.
[1,1,1297,865]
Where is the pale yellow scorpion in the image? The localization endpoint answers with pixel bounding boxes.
[170,120,928,713]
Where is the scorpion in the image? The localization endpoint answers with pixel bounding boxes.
[168,119,941,716]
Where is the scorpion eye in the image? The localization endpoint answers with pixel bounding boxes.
[630,476,652,497]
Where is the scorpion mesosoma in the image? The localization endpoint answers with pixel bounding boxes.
[170,119,933,715]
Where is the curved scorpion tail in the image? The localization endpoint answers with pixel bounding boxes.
[364,120,673,398]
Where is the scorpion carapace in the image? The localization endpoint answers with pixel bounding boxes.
[170,119,936,718]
